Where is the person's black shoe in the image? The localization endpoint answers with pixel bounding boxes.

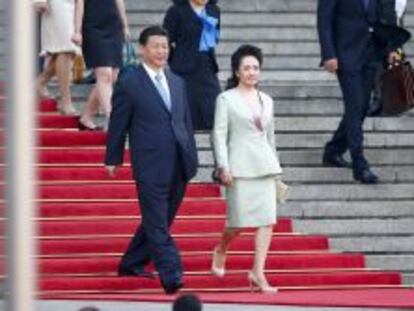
[75,72,96,84]
[353,168,379,184]
[118,267,156,279]
[162,281,183,295]
[322,153,352,168]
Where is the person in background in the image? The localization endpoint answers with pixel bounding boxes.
[367,0,410,116]
[35,0,81,115]
[105,26,198,295]
[211,45,282,293]
[317,0,400,184]
[72,0,129,130]
[172,294,203,311]
[163,0,221,130]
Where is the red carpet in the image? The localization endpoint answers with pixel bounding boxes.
[40,289,414,309]
[34,99,411,308]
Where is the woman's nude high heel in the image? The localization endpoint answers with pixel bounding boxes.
[247,271,278,293]
[211,246,226,278]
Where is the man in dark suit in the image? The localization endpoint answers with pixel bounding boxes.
[104,25,198,294]
[317,0,399,184]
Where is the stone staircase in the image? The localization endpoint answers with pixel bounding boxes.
[1,0,413,286]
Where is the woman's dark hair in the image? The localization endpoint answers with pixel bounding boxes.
[226,44,263,90]
[172,0,218,5]
[139,25,169,46]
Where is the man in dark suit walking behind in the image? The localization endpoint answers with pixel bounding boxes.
[104,25,198,294]
[317,0,399,183]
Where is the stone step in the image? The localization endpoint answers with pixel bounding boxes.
[332,239,414,255]
[123,0,414,13]
[286,184,414,201]
[123,0,322,12]
[194,173,414,201]
[51,87,414,117]
[96,23,414,47]
[50,83,345,100]
[281,166,414,183]
[124,10,414,31]
[279,201,414,219]
[272,117,414,132]
[197,149,414,167]
[294,217,414,236]
[194,133,414,149]
[403,273,414,284]
[193,166,414,183]
[127,12,317,27]
[217,70,333,82]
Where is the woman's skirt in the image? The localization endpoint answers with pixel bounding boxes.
[225,176,277,228]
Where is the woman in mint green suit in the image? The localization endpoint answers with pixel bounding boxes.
[211,45,282,293]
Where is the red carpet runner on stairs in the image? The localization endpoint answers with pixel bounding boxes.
[18,99,414,307]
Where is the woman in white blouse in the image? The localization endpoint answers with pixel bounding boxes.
[211,45,282,293]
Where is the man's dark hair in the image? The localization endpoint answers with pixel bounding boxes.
[172,0,218,4]
[139,25,169,46]
[78,307,100,311]
[172,293,202,311]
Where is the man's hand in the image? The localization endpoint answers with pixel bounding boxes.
[105,165,119,177]
[388,51,401,64]
[219,168,233,187]
[323,58,339,73]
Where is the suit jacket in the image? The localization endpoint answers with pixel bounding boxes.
[375,0,411,51]
[213,89,282,178]
[378,0,398,25]
[163,2,220,74]
[317,0,383,70]
[104,64,198,184]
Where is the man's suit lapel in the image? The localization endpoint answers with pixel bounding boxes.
[137,64,171,116]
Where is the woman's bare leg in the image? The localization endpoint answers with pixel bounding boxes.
[55,53,76,114]
[36,54,56,98]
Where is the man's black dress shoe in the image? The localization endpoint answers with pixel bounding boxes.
[162,281,183,295]
[353,168,379,184]
[322,153,352,168]
[118,267,156,279]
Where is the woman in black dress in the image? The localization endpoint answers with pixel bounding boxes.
[163,0,221,130]
[72,0,129,130]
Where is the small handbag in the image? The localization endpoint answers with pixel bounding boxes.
[276,179,290,204]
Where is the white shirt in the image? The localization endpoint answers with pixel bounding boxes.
[395,0,407,19]
[142,63,171,104]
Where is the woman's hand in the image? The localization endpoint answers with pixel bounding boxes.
[123,26,131,41]
[71,32,83,46]
[219,168,233,187]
